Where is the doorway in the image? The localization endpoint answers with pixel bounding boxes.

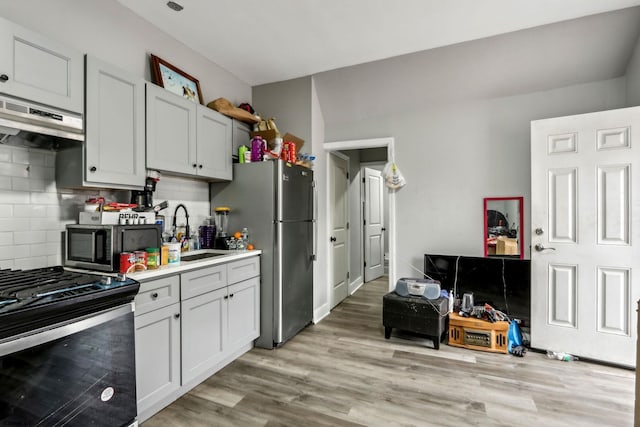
[324,138,397,296]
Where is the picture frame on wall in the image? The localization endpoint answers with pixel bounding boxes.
[150,54,203,104]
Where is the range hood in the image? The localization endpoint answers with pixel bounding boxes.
[0,94,83,150]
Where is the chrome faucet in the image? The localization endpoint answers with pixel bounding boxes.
[172,203,190,241]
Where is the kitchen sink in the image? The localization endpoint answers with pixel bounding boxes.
[180,252,226,262]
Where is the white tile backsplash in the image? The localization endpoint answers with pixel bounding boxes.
[0,145,123,270]
[0,145,214,270]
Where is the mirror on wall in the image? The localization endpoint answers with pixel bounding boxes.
[483,197,524,259]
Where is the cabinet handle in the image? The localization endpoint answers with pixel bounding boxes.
[229,293,234,298]
[224,295,229,299]
[174,313,180,319]
[151,292,158,299]
[192,163,197,168]
[0,74,8,82]
[89,166,97,173]
[330,236,337,242]
[198,164,203,169]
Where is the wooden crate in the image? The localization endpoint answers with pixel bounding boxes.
[448,313,509,354]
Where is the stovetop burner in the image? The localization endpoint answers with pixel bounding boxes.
[0,266,139,341]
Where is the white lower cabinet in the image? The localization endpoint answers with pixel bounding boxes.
[181,286,227,385]
[134,303,181,419]
[181,257,260,388]
[133,275,181,422]
[227,277,260,350]
[134,255,260,422]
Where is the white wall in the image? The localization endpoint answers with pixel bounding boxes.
[311,79,329,321]
[0,1,251,268]
[252,77,313,153]
[324,78,627,278]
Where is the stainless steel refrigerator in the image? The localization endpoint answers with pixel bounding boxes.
[210,161,315,349]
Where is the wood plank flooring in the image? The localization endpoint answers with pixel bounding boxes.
[143,277,636,426]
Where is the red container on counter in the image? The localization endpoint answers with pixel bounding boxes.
[119,252,136,274]
[134,250,147,271]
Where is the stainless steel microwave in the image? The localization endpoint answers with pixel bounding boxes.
[65,224,162,272]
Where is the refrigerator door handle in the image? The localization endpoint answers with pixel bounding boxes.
[312,181,318,261]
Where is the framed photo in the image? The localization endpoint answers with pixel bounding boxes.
[150,54,203,104]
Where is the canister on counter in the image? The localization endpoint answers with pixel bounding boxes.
[161,245,169,265]
[165,242,181,264]
[119,252,135,274]
[134,250,147,271]
[146,247,159,269]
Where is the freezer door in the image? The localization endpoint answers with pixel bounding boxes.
[278,162,313,222]
[275,220,313,344]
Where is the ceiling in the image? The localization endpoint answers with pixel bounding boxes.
[117,0,640,86]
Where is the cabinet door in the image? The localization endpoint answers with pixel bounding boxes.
[84,55,145,187]
[135,303,181,418]
[0,16,83,113]
[196,105,232,180]
[232,119,251,162]
[146,83,197,175]
[181,287,227,385]
[227,276,260,351]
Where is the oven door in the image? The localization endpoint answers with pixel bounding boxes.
[0,304,137,426]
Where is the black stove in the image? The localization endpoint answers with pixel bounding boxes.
[0,265,139,341]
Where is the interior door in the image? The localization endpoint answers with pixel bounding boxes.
[330,153,349,309]
[531,106,640,367]
[363,167,384,282]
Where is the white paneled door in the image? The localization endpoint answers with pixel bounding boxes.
[363,167,384,282]
[330,153,349,309]
[531,107,640,367]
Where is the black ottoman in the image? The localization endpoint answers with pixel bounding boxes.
[382,292,449,349]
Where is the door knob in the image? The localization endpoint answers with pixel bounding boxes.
[535,228,544,235]
[535,243,556,251]
[89,166,97,172]
[330,236,337,242]
[0,74,8,82]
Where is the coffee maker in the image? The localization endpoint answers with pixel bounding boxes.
[131,176,157,211]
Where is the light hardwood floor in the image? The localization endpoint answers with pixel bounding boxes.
[143,277,636,426]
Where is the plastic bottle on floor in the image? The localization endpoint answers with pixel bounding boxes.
[546,350,578,361]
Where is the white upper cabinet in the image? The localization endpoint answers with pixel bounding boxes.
[232,119,251,162]
[57,55,146,189]
[0,16,83,113]
[197,106,232,180]
[84,55,146,187]
[146,83,232,180]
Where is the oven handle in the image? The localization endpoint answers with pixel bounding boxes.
[0,303,133,357]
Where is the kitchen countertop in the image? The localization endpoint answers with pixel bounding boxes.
[66,249,261,282]
[128,249,261,281]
